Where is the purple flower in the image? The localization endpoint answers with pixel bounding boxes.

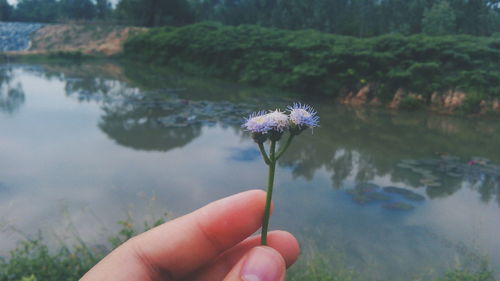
[288,103,319,128]
[242,111,272,133]
[266,109,289,132]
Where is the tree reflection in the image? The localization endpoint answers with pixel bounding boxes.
[279,106,500,205]
[64,77,115,102]
[15,62,500,205]
[0,67,25,115]
[98,106,202,151]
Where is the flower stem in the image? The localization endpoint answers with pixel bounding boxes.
[261,140,276,245]
[275,135,294,160]
[258,142,271,165]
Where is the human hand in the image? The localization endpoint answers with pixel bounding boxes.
[81,190,300,281]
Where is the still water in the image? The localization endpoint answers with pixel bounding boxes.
[1,62,499,280]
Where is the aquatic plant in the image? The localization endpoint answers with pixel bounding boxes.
[242,103,319,245]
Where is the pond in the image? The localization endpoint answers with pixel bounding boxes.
[0,62,499,281]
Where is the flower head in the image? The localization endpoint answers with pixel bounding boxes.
[288,103,319,128]
[242,111,272,133]
[266,109,289,132]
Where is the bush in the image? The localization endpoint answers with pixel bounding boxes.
[123,22,500,102]
[460,93,484,114]
[399,95,425,110]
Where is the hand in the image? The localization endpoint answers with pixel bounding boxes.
[81,190,300,281]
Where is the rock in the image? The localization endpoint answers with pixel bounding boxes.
[347,182,390,204]
[348,190,391,204]
[351,85,371,105]
[383,186,426,201]
[492,99,499,112]
[0,22,43,51]
[388,88,405,109]
[471,157,490,165]
[383,202,415,211]
[354,182,380,193]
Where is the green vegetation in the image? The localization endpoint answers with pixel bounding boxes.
[0,217,165,281]
[123,22,500,103]
[114,0,193,27]
[0,228,494,281]
[2,0,499,35]
[399,96,425,111]
[0,237,99,281]
[436,269,495,281]
[0,227,494,281]
[460,93,486,114]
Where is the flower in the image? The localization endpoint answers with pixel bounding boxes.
[242,111,272,133]
[288,103,319,128]
[266,109,289,132]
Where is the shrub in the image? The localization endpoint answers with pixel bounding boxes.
[123,22,500,103]
[399,95,425,110]
[460,93,484,114]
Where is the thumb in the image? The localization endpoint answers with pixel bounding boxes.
[222,246,286,281]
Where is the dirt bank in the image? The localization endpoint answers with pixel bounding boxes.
[22,24,147,56]
[339,84,500,115]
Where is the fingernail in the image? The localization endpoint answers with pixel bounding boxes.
[241,246,284,281]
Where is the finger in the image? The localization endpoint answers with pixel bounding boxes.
[222,246,286,281]
[186,231,299,281]
[125,189,268,279]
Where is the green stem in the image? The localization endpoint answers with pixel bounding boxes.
[258,142,271,165]
[261,140,276,245]
[276,135,294,160]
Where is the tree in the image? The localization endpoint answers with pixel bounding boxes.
[115,0,193,26]
[95,0,112,20]
[0,0,12,21]
[14,0,59,22]
[422,0,456,35]
[59,0,96,20]
[450,0,500,35]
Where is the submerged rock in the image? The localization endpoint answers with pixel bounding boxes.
[354,182,380,192]
[347,182,391,204]
[383,186,426,201]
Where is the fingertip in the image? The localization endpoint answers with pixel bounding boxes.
[240,246,286,281]
[223,246,286,281]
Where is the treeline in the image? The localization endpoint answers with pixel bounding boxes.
[0,0,191,24]
[195,0,500,37]
[124,22,500,103]
[1,0,499,37]
[0,0,112,22]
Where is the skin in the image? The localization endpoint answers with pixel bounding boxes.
[81,190,300,281]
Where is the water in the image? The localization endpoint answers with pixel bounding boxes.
[1,62,499,280]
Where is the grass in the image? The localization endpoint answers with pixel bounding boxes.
[0,218,495,281]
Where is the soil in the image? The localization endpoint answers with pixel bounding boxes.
[24,23,147,56]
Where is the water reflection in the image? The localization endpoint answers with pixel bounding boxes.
[0,67,25,115]
[2,62,499,279]
[99,107,203,151]
[12,62,500,204]
[279,106,500,205]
